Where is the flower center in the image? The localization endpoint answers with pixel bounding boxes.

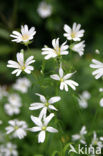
[22,34,29,41]
[94,140,98,145]
[42,126,46,131]
[21,65,25,71]
[71,32,76,38]
[45,102,49,107]
[55,47,61,55]
[14,126,19,130]
[60,78,64,82]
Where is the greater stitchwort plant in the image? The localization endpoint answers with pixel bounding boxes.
[0,21,103,156]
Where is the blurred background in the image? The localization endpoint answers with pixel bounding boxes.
[1,0,103,155]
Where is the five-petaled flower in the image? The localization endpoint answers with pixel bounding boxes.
[6,120,28,139]
[37,1,52,18]
[29,113,58,143]
[29,93,61,118]
[41,38,69,60]
[10,25,36,45]
[7,52,35,76]
[64,22,84,41]
[50,65,79,92]
[72,126,87,144]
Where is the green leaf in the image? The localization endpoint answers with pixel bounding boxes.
[51,151,60,156]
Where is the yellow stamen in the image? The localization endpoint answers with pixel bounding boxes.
[22,34,29,41]
[60,78,64,82]
[45,102,49,107]
[71,32,76,38]
[42,126,46,131]
[21,66,25,71]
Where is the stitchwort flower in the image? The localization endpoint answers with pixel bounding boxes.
[90,59,103,79]
[6,120,28,139]
[10,25,36,45]
[7,51,35,76]
[30,113,58,143]
[29,93,61,117]
[42,38,69,60]
[64,22,84,41]
[50,65,79,92]
[37,1,52,18]
[72,126,87,144]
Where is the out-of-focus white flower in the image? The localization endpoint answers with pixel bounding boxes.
[72,126,87,144]
[91,132,103,148]
[8,94,21,105]
[6,120,28,139]
[0,86,8,100]
[0,145,5,155]
[7,52,35,76]
[42,38,69,60]
[0,120,3,125]
[4,94,22,116]
[29,93,61,117]
[71,41,85,56]
[10,25,36,44]
[64,23,84,41]
[100,98,103,107]
[95,49,100,54]
[13,77,31,93]
[37,1,52,18]
[82,91,91,100]
[90,59,103,79]
[78,91,91,109]
[3,142,18,156]
[99,88,103,92]
[50,65,79,92]
[4,103,21,116]
[30,113,58,143]
[0,131,5,142]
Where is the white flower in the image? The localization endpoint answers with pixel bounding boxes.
[72,126,87,144]
[99,88,103,92]
[50,65,79,92]
[0,120,3,125]
[3,142,18,156]
[0,145,6,155]
[64,23,84,41]
[41,38,69,60]
[0,86,8,100]
[78,91,91,109]
[6,120,28,139]
[4,103,21,116]
[37,1,52,18]
[7,52,35,76]
[71,41,85,56]
[13,77,31,93]
[100,98,103,107]
[10,25,36,44]
[0,132,5,143]
[8,94,21,105]
[91,132,103,148]
[29,93,61,117]
[95,49,100,54]
[4,94,22,116]
[90,59,103,79]
[30,113,58,143]
[82,91,91,100]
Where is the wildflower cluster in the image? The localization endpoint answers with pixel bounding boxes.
[1,17,103,155]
